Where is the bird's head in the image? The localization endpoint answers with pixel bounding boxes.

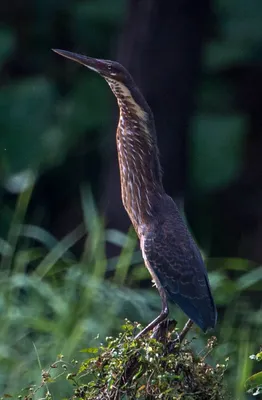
[52,49,153,121]
[52,49,132,85]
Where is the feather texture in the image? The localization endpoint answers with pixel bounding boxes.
[141,195,217,332]
[52,49,217,334]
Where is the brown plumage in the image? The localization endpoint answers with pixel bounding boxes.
[53,49,217,338]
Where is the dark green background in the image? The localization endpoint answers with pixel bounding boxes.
[0,0,262,398]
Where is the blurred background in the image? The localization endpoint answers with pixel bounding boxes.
[0,0,262,398]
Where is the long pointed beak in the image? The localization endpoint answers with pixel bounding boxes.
[52,49,108,74]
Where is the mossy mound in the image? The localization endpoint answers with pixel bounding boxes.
[71,321,228,400]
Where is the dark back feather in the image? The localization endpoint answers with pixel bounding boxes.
[141,194,217,332]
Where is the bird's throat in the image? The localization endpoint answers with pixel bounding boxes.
[104,76,164,233]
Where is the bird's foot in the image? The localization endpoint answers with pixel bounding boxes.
[167,319,194,352]
[134,307,169,339]
[179,319,194,342]
[151,319,177,343]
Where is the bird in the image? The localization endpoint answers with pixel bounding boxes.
[53,49,217,339]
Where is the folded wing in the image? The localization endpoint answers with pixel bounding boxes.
[142,226,217,332]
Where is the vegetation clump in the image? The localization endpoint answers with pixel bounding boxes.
[245,351,262,397]
[70,321,228,400]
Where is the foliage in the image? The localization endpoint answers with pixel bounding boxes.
[246,351,262,397]
[0,187,261,399]
[4,322,229,400]
[72,322,228,400]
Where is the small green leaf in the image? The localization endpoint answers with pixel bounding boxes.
[80,347,99,354]
[132,365,143,381]
[246,372,262,391]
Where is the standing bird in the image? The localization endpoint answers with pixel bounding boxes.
[53,49,217,338]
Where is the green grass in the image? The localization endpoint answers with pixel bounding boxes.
[0,186,261,399]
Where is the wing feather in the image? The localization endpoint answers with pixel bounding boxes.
[142,227,217,332]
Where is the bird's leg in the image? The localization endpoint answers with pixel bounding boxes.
[135,287,169,339]
[167,319,194,353]
[151,319,177,343]
[169,319,194,347]
[178,319,194,342]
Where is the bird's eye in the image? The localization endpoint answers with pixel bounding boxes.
[108,64,117,76]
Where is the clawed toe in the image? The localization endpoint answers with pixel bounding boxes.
[151,319,177,342]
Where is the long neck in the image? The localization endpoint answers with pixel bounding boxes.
[106,78,164,233]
